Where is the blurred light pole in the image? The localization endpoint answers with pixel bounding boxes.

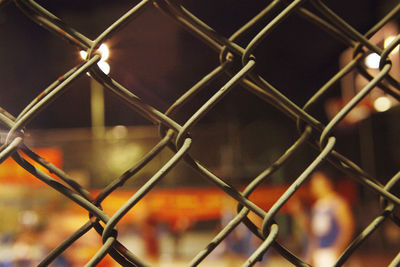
[80,44,110,139]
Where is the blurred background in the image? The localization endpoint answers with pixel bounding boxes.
[0,0,400,265]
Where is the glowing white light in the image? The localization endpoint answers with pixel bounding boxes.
[374,96,392,112]
[80,50,87,60]
[98,61,110,74]
[80,44,109,61]
[99,44,109,61]
[384,36,399,54]
[80,44,110,74]
[364,53,381,69]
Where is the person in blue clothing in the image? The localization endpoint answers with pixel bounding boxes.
[308,171,354,267]
[288,170,354,266]
[221,197,265,266]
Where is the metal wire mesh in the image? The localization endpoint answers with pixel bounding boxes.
[1,0,400,266]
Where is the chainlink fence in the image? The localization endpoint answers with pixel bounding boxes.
[1,0,400,266]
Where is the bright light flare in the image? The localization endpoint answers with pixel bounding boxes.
[80,50,87,60]
[80,44,110,74]
[374,96,392,112]
[384,36,399,54]
[99,44,109,61]
[364,53,381,69]
[97,61,110,75]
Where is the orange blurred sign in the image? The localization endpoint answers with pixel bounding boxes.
[95,181,357,224]
[0,147,63,186]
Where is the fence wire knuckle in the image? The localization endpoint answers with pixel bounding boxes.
[1,0,400,265]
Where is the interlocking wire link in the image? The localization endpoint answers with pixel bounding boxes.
[1,0,400,266]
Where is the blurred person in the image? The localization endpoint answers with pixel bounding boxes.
[221,197,265,266]
[142,213,159,260]
[137,207,161,262]
[169,216,191,259]
[309,171,354,266]
[289,171,354,266]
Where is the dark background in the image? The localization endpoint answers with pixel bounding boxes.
[0,0,391,127]
[0,0,399,185]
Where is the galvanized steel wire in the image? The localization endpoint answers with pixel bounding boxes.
[1,0,400,266]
